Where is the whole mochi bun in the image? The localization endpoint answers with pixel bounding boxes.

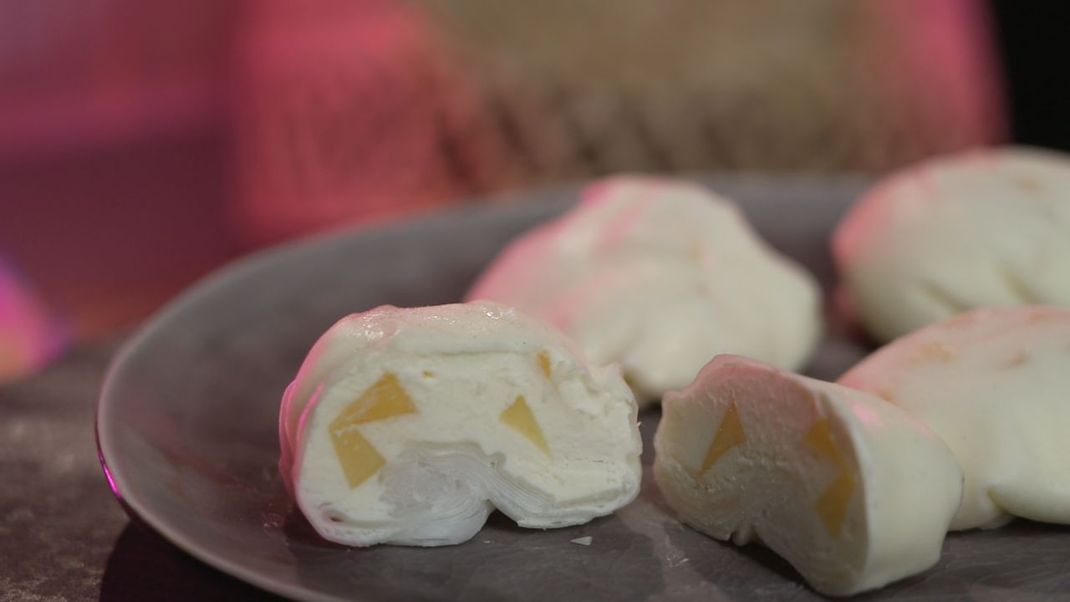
[468,176,823,404]
[839,306,1070,530]
[834,146,1070,342]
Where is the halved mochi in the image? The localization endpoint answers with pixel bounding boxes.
[839,305,1070,530]
[280,301,642,547]
[654,355,962,596]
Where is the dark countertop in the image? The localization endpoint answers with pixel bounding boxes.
[0,341,279,601]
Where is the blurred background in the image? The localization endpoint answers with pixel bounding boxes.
[0,0,1064,382]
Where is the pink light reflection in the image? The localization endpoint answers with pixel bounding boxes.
[851,402,885,429]
[0,259,66,383]
[99,449,121,499]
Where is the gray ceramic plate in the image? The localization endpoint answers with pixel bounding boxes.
[97,176,1070,601]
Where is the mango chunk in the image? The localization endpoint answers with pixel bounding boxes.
[700,403,746,473]
[501,395,551,455]
[815,472,856,538]
[804,418,856,538]
[332,372,417,428]
[330,428,386,489]
[804,419,843,466]
[537,351,553,379]
[329,372,418,488]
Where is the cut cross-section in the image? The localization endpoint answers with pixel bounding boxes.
[280,302,641,548]
[654,355,962,596]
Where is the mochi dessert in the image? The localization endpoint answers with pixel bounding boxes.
[834,146,1070,342]
[280,302,642,546]
[655,355,962,596]
[839,305,1070,530]
[468,176,822,404]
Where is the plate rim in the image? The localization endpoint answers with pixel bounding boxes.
[95,234,354,601]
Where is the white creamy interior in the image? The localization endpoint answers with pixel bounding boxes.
[840,305,1070,529]
[655,355,961,596]
[467,176,822,403]
[280,302,642,547]
[834,146,1070,342]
